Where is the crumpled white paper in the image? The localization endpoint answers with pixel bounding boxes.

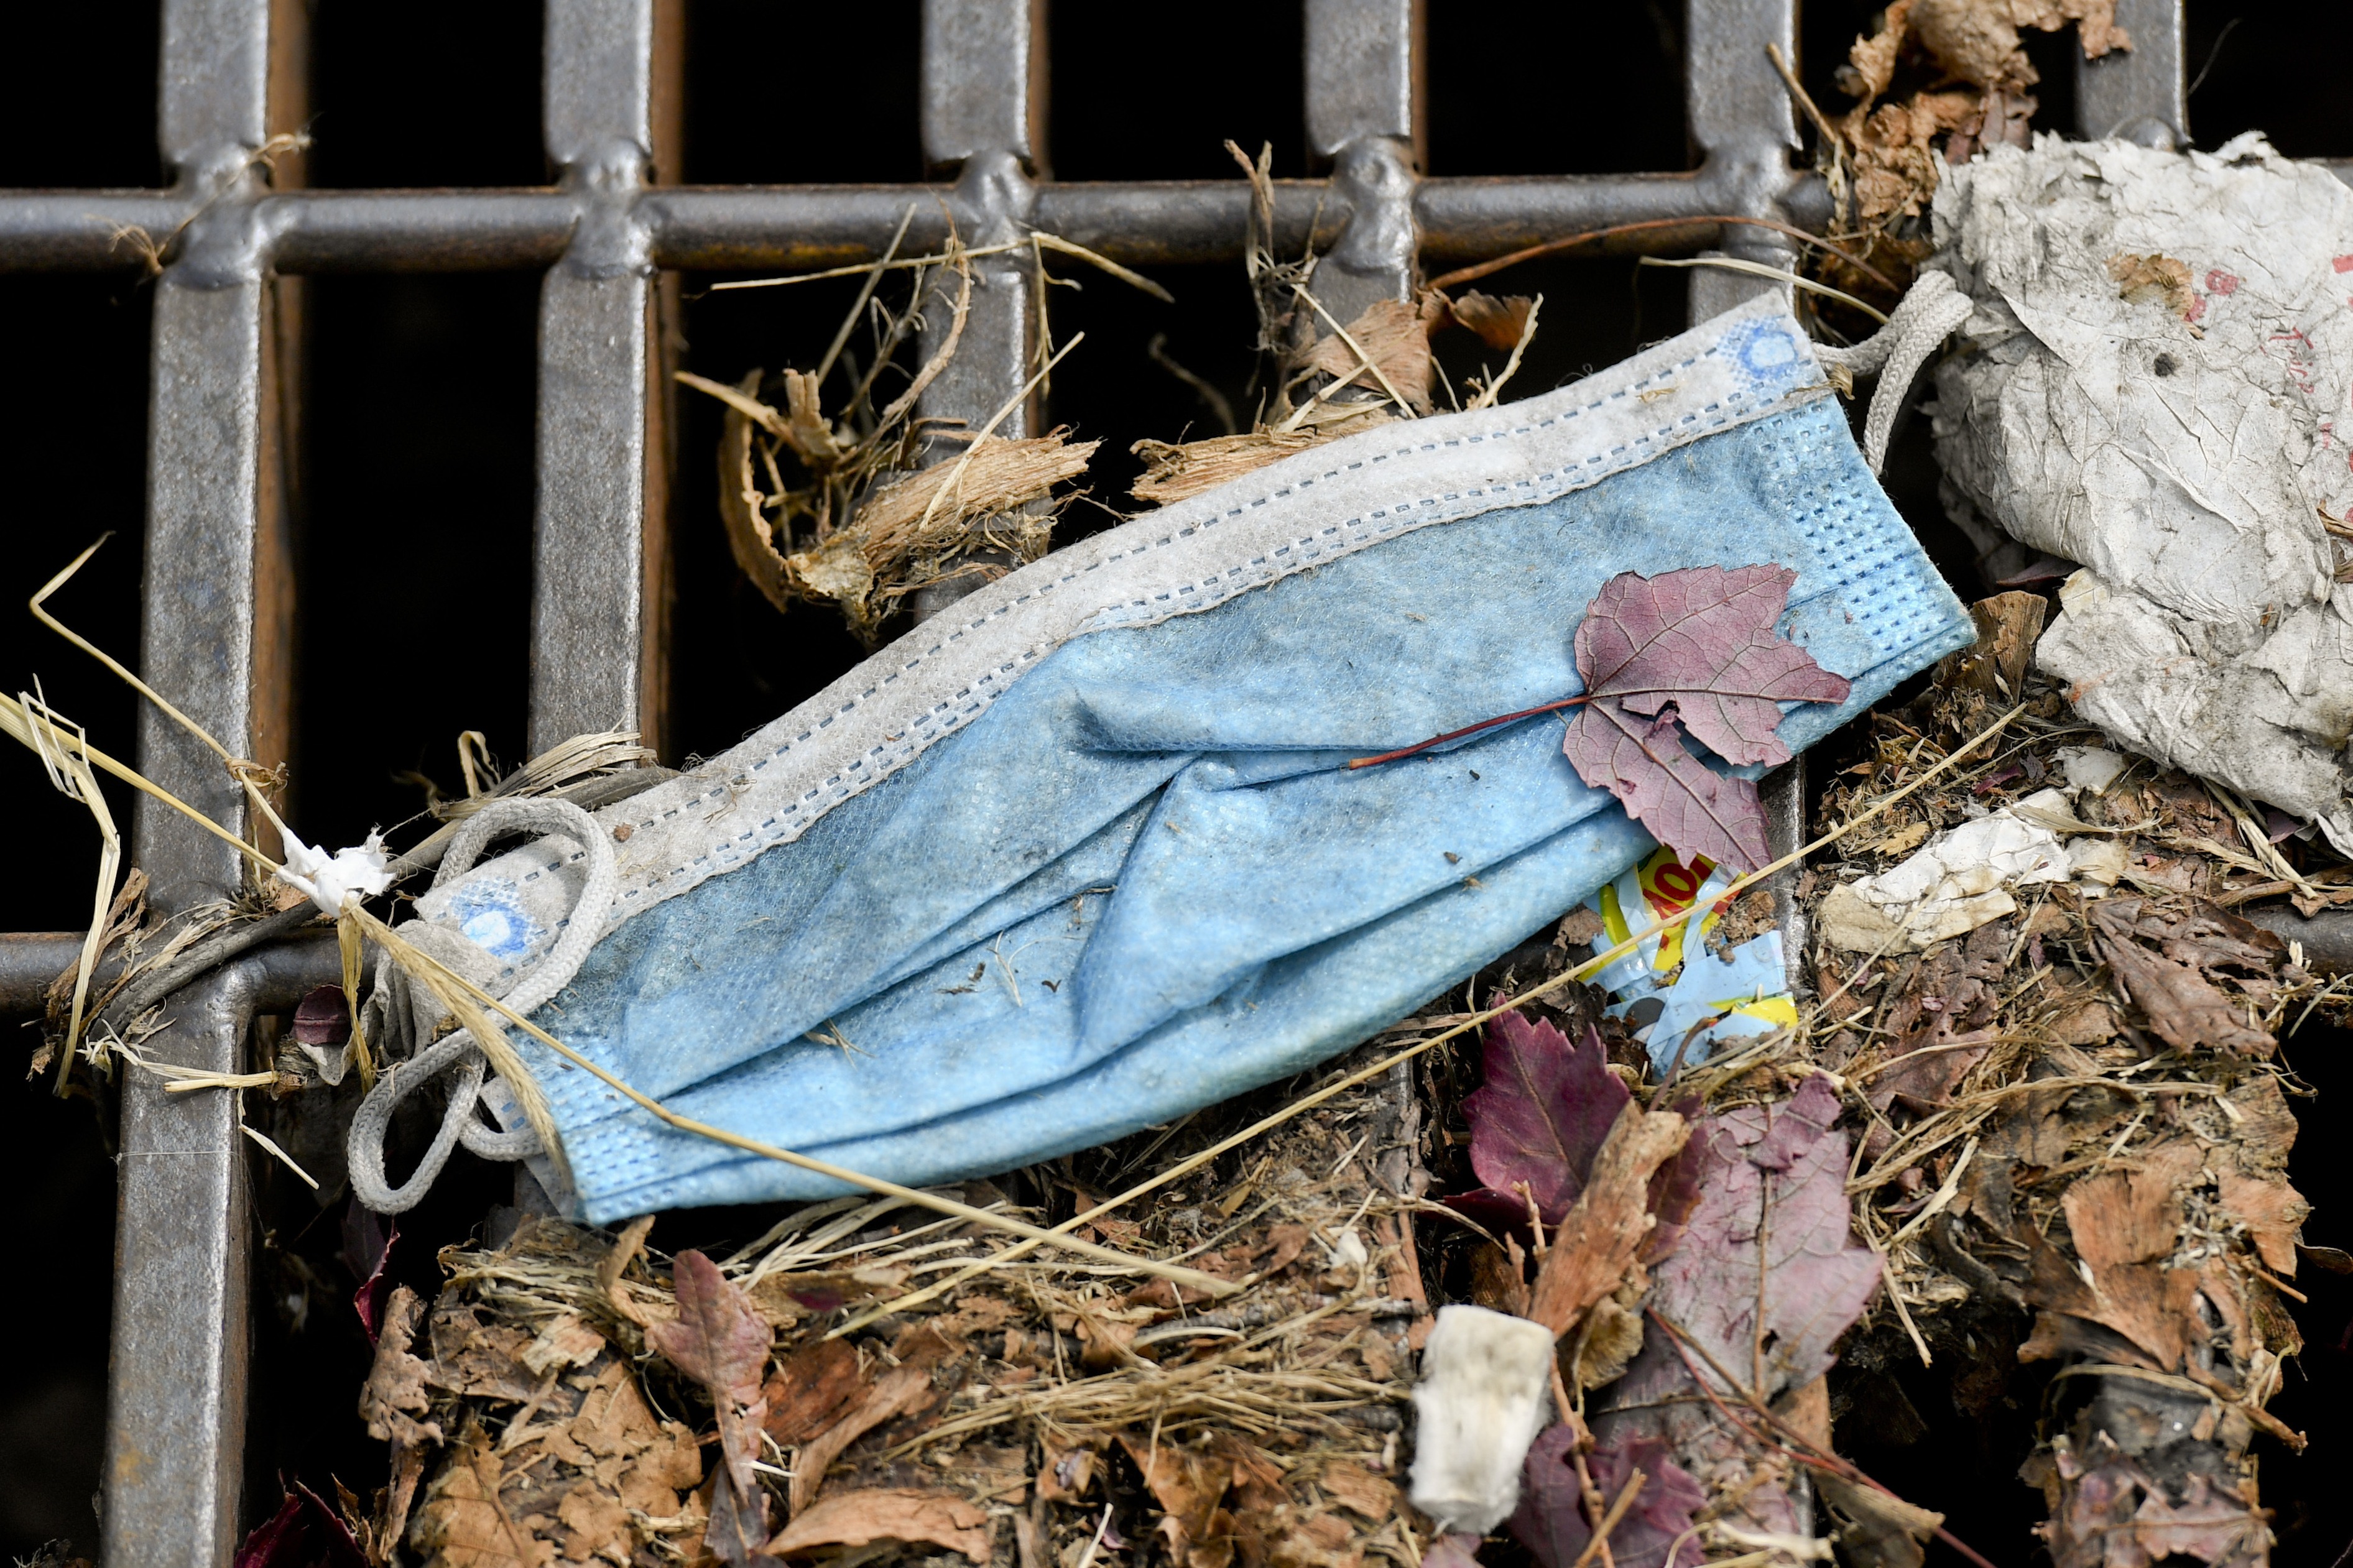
[1928,133,2353,852]
[1818,788,2082,952]
[277,831,393,919]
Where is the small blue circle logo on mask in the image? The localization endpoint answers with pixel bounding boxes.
[1742,328,1795,370]
[447,883,543,960]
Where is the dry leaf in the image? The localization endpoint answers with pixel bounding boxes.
[1459,1014,1629,1224]
[359,1286,443,1449]
[766,1488,991,1561]
[2107,253,2198,319]
[2091,898,2279,1058]
[1512,1428,1706,1568]
[598,1215,657,1326]
[1313,1462,1397,1523]
[1300,298,1436,415]
[2216,1172,2309,1276]
[1563,565,1851,872]
[763,1338,869,1447]
[410,1434,543,1568]
[1037,1440,1100,1503]
[645,1252,772,1560]
[1448,292,1537,353]
[1121,1432,1236,1568]
[2023,1142,2204,1370]
[1816,1470,1944,1568]
[520,1315,604,1377]
[1523,1102,1690,1337]
[789,1360,938,1516]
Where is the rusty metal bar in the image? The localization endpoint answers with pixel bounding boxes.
[529,0,673,755]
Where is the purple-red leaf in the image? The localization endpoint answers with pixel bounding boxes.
[1616,1074,1879,1414]
[1578,566,1849,767]
[1461,1013,1628,1225]
[648,1248,774,1554]
[1565,566,1850,873]
[1511,1427,1707,1568]
[234,1480,369,1568]
[341,1197,397,1343]
[647,1250,771,1408]
[1564,704,1772,875]
[1422,1533,1484,1568]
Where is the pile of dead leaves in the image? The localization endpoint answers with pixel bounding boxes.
[350,1055,1435,1568]
[1805,0,2132,309]
[1802,657,2341,1568]
[1425,1009,1935,1568]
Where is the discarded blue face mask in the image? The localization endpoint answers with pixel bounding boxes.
[364,295,1973,1223]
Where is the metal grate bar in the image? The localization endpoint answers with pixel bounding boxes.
[2079,0,2186,145]
[530,0,674,753]
[105,0,290,1557]
[1304,0,1419,322]
[0,173,1836,273]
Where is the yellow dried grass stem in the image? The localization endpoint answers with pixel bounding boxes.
[708,232,1173,304]
[1638,256,1891,325]
[12,689,121,1090]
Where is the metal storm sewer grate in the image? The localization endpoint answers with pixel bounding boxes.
[0,2,2214,1564]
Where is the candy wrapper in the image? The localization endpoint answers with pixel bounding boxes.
[1582,846,1797,1074]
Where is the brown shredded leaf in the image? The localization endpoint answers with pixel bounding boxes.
[765,1488,991,1561]
[2107,253,2200,320]
[359,1286,443,1449]
[409,1434,539,1568]
[1523,1102,1689,1337]
[2091,898,2281,1057]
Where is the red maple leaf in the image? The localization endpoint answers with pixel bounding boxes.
[1564,565,1848,872]
[1350,565,1847,874]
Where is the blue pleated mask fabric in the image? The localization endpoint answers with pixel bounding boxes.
[413,296,1973,1223]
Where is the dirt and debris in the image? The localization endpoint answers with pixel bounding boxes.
[1800,0,2130,311]
[1126,142,1540,511]
[354,1050,1432,1568]
[1804,625,2341,1568]
[221,579,2335,1568]
[683,236,1127,646]
[306,625,2338,1567]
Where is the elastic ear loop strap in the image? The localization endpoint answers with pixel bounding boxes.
[347,796,618,1212]
[1813,269,1974,474]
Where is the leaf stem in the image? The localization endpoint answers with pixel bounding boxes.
[1346,695,1589,770]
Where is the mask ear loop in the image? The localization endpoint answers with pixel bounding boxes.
[1811,269,1974,474]
[346,796,621,1212]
